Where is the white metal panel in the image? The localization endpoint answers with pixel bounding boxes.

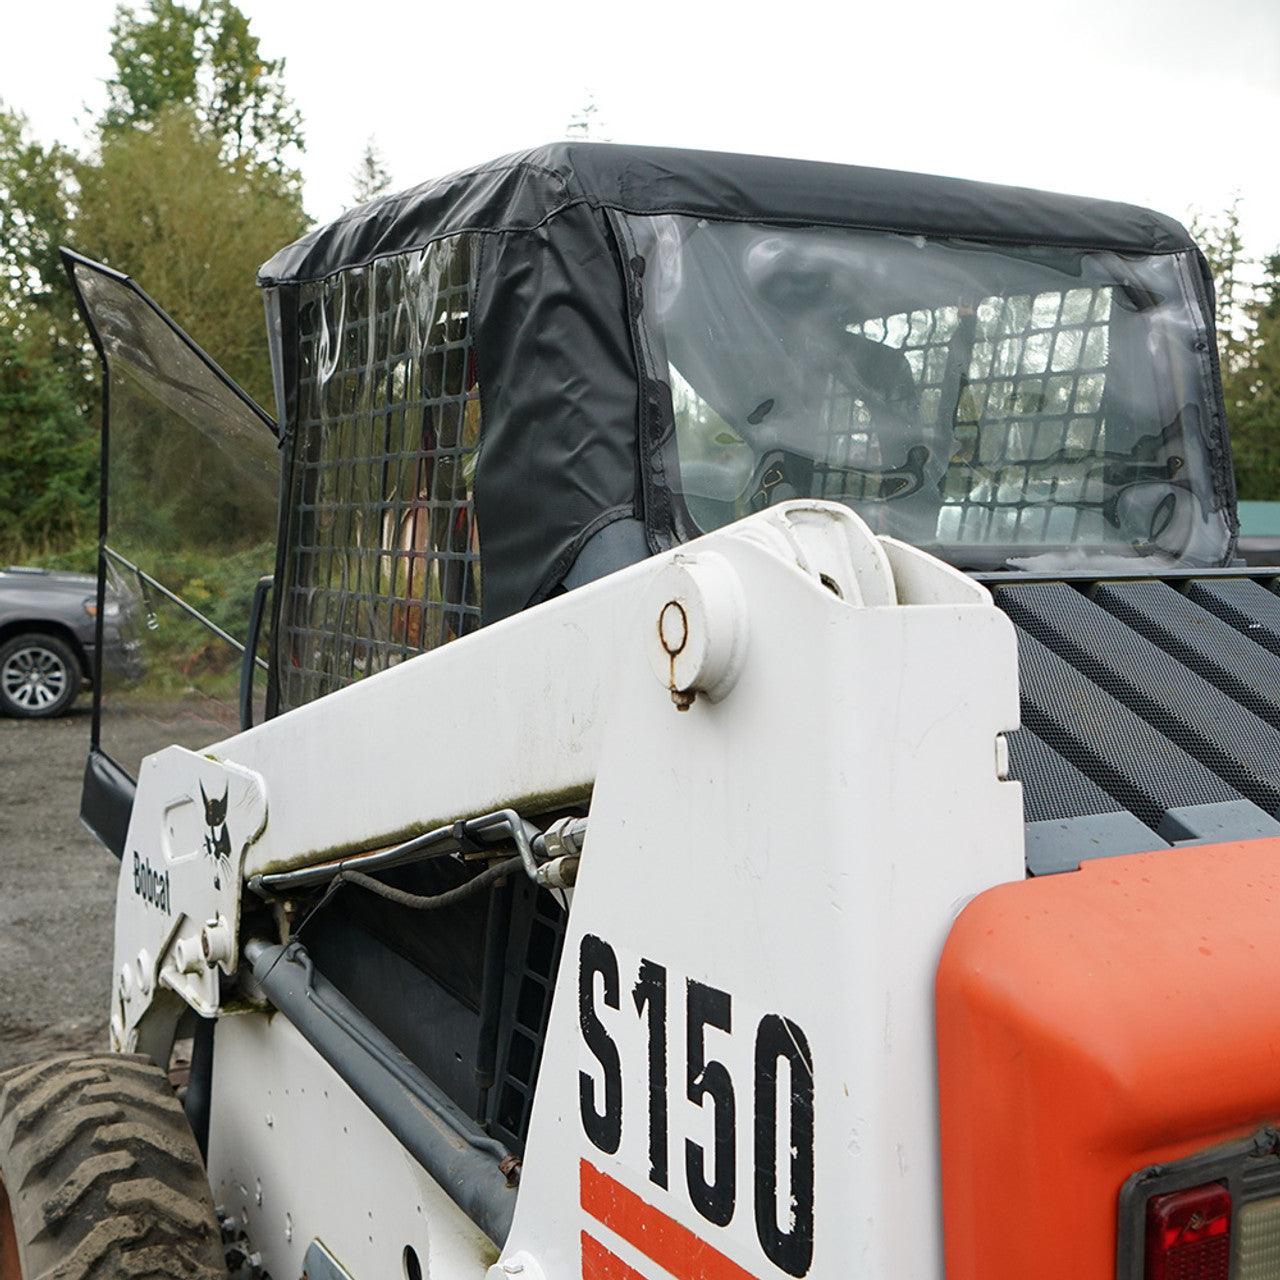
[495,507,1024,1280]
[208,1011,497,1280]
[112,503,1025,1280]
[110,752,267,1052]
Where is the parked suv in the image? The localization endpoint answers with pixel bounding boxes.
[0,567,140,718]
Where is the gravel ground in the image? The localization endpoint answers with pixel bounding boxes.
[0,700,229,1071]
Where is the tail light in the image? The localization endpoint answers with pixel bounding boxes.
[1121,1130,1280,1280]
[1144,1183,1231,1280]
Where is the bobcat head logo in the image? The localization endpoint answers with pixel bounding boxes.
[200,782,232,891]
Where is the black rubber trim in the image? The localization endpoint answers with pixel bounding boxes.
[239,576,273,731]
[79,747,136,860]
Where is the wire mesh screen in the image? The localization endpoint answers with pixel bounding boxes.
[277,235,481,711]
[843,286,1112,542]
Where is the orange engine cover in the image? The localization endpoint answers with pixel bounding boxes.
[937,837,1280,1280]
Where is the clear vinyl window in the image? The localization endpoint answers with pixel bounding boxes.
[626,215,1230,571]
[65,253,278,776]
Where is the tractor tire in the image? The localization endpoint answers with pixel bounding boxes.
[0,1054,225,1280]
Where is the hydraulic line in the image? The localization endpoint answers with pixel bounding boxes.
[337,855,524,910]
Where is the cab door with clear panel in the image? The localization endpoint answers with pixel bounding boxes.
[63,251,280,854]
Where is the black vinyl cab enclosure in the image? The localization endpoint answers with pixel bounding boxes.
[66,143,1246,874]
[254,142,1234,685]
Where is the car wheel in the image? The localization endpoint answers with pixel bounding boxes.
[0,633,81,718]
[0,1054,225,1279]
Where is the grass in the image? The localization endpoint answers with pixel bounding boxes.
[111,541,275,702]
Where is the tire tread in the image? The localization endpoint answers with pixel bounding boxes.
[0,1054,223,1279]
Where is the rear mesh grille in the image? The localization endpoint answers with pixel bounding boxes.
[988,570,1280,866]
[997,581,1280,822]
[1186,577,1280,657]
[1008,620,1239,830]
[490,884,566,1153]
[1005,726,1126,824]
[1091,579,1280,732]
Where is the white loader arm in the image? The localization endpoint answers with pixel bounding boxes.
[110,501,1023,1280]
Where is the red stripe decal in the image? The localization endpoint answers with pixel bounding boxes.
[580,1159,760,1280]
[582,1231,649,1280]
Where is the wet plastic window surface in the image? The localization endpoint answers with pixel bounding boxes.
[276,235,481,712]
[623,215,1231,572]
[68,259,278,776]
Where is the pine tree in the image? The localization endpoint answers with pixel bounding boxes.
[565,93,610,142]
[1191,197,1250,376]
[1191,201,1280,498]
[352,137,392,205]
[1224,250,1280,499]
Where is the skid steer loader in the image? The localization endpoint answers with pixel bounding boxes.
[4,142,1280,1280]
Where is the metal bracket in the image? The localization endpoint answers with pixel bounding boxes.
[302,1239,356,1280]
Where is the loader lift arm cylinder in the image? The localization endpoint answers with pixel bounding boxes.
[475,876,514,1111]
[245,938,518,1244]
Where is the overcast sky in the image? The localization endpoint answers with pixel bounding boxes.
[5,0,1280,261]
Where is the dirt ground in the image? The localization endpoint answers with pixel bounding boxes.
[0,699,230,1071]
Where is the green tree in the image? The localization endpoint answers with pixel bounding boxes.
[0,326,97,558]
[0,105,98,561]
[104,0,303,177]
[88,0,307,407]
[1223,251,1280,500]
[352,136,391,205]
[103,2,199,133]
[1191,202,1280,499]
[0,105,78,344]
[74,105,308,408]
[1191,198,1250,376]
[0,1,306,563]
